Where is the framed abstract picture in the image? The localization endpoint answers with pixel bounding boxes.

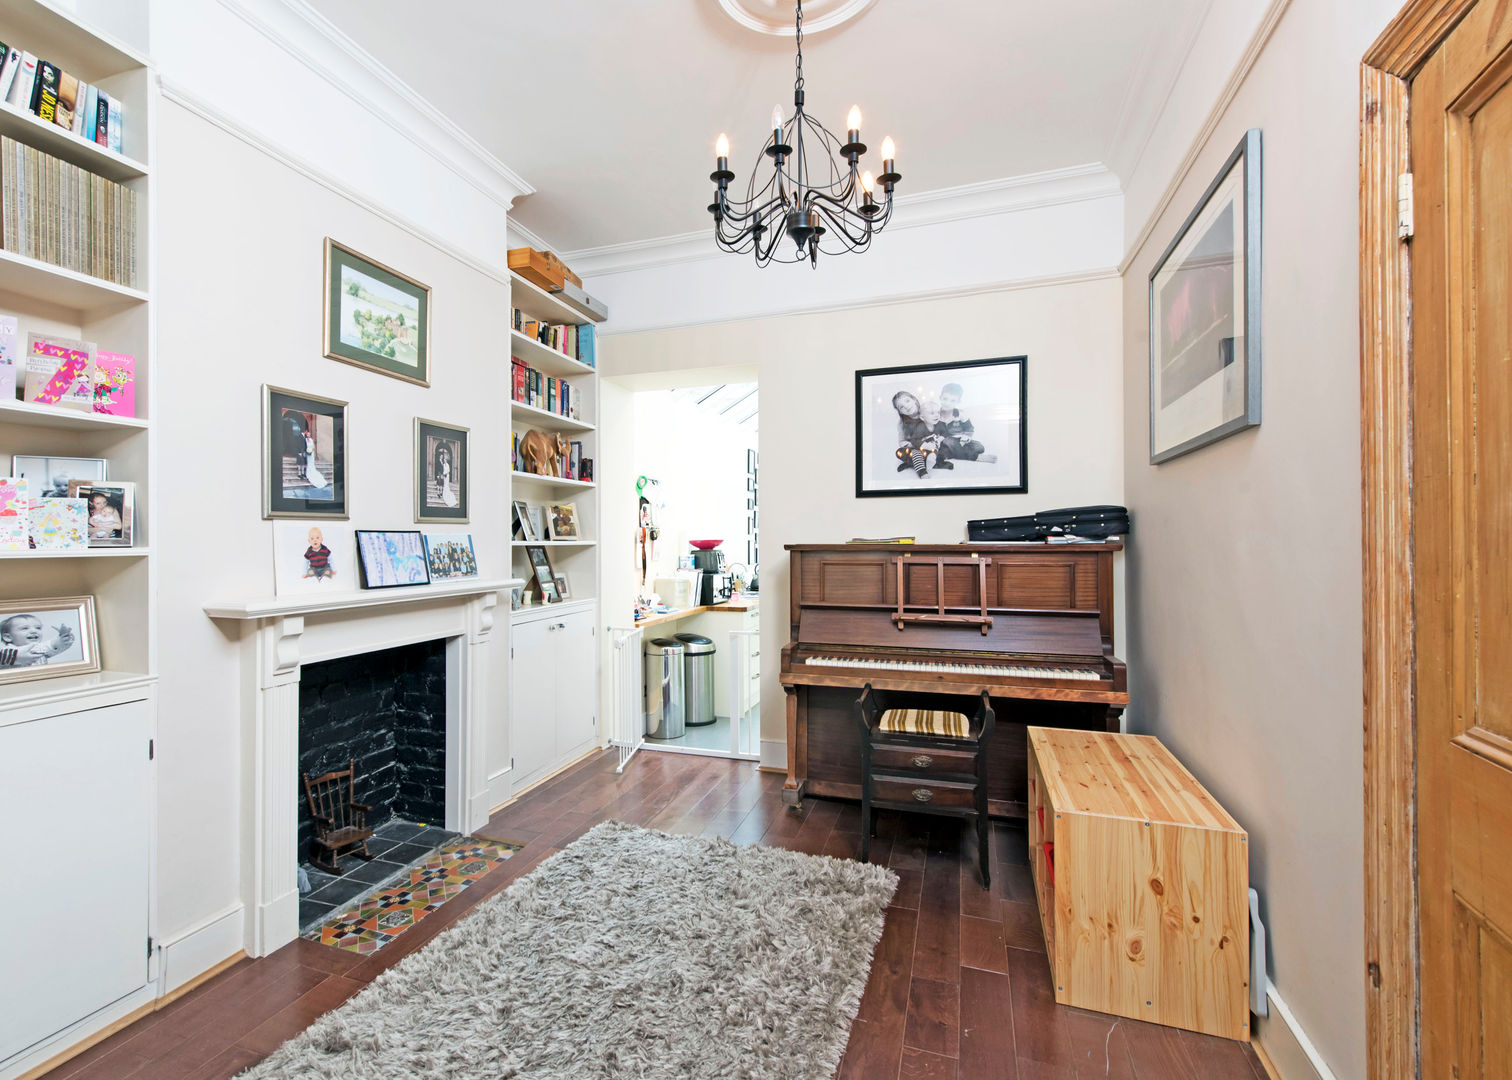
[414,417,469,523]
[1149,128,1262,464]
[262,386,348,519]
[354,530,431,589]
[854,356,1028,497]
[324,238,431,387]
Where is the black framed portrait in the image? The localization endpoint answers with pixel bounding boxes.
[854,356,1028,497]
[414,417,469,523]
[262,385,348,519]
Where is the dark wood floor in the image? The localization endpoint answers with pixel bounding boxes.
[46,749,1268,1080]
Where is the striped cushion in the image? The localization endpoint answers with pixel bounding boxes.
[878,708,970,738]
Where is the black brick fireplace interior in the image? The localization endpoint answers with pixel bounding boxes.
[297,639,447,863]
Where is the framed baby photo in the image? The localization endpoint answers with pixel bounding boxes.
[67,480,135,547]
[423,533,478,580]
[1149,128,1262,464]
[355,530,432,589]
[546,501,580,540]
[323,237,431,387]
[854,356,1028,497]
[272,522,354,596]
[263,385,348,519]
[11,455,107,498]
[0,595,99,685]
[415,418,469,523]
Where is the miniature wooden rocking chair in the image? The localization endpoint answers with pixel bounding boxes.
[302,759,376,873]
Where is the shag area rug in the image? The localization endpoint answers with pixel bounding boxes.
[239,820,898,1080]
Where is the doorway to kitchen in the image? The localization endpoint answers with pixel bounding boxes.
[602,371,759,762]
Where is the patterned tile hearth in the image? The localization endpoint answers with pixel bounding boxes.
[305,836,523,954]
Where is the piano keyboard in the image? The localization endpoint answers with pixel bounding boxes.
[802,656,1103,682]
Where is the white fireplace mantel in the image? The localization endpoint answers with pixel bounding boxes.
[206,577,522,956]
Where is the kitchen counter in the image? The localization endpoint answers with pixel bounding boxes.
[635,595,758,631]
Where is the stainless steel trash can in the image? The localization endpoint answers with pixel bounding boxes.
[674,633,717,727]
[644,637,686,739]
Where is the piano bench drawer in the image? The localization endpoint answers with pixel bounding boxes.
[871,776,978,811]
[871,745,976,777]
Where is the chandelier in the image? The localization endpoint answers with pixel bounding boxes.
[707,0,900,267]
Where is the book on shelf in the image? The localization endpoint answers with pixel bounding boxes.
[0,136,139,287]
[0,34,123,152]
[31,60,58,124]
[511,306,593,365]
[510,355,581,419]
[5,52,35,111]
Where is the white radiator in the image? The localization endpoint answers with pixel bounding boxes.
[608,626,644,773]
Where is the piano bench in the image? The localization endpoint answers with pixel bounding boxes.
[856,684,995,888]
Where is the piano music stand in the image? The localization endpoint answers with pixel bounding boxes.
[893,555,993,635]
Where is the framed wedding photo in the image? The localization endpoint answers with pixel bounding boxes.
[854,356,1028,497]
[1149,128,1262,464]
[415,418,469,523]
[0,595,99,685]
[262,385,348,519]
[323,238,431,386]
[355,530,431,589]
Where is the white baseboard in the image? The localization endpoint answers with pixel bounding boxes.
[159,903,245,994]
[759,739,786,772]
[1253,981,1336,1080]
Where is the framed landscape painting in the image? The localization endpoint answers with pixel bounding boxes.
[262,385,348,519]
[324,238,431,387]
[854,356,1028,497]
[1149,128,1262,463]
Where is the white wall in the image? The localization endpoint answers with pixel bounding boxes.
[629,390,756,589]
[1118,1,1401,1077]
[604,276,1125,751]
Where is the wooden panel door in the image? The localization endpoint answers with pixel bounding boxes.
[1412,5,1512,1075]
[0,701,151,1063]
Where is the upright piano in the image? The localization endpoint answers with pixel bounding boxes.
[778,542,1127,819]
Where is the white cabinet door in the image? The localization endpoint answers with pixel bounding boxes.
[553,611,597,757]
[510,619,558,784]
[0,701,151,1063]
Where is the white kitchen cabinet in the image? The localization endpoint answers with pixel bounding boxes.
[0,695,152,1067]
[682,604,760,720]
[510,602,598,791]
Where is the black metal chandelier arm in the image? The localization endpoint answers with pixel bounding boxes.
[807,201,875,249]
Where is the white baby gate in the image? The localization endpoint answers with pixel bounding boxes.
[608,626,644,773]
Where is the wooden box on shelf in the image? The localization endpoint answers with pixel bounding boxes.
[507,247,567,292]
[1026,726,1250,1041]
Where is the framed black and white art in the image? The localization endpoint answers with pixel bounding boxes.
[855,356,1027,497]
[1149,128,1262,463]
[262,385,348,519]
[414,418,469,523]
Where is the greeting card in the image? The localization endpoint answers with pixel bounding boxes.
[93,351,135,416]
[28,497,87,550]
[23,333,95,412]
[0,315,16,400]
[0,476,26,551]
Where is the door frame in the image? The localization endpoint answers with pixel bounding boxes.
[1359,2,1476,1077]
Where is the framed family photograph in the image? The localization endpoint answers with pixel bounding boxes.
[423,533,478,580]
[272,522,353,595]
[855,356,1028,497]
[263,386,348,519]
[355,530,431,589]
[67,480,134,547]
[324,238,431,387]
[0,595,99,685]
[10,455,106,497]
[1149,128,1262,464]
[415,418,469,523]
[546,502,580,540]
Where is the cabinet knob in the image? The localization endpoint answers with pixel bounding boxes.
[912,788,934,803]
[911,755,934,769]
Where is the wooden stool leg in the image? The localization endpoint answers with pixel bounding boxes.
[860,770,873,865]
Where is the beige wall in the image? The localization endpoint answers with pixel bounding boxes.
[605,275,1125,753]
[154,102,513,941]
[1120,1,1399,1075]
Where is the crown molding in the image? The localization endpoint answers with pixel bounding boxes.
[717,0,878,36]
[159,78,514,288]
[1105,0,1216,183]
[564,164,1121,278]
[598,266,1119,338]
[214,0,535,212]
[1119,0,1291,273]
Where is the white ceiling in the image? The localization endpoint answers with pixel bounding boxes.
[307,0,1212,254]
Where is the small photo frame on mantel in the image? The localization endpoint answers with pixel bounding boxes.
[1148,128,1262,464]
[415,418,469,523]
[323,238,431,387]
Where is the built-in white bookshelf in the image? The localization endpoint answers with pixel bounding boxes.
[0,0,153,683]
[509,269,601,612]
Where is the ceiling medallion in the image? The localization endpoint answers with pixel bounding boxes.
[716,0,877,36]
[706,0,900,267]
